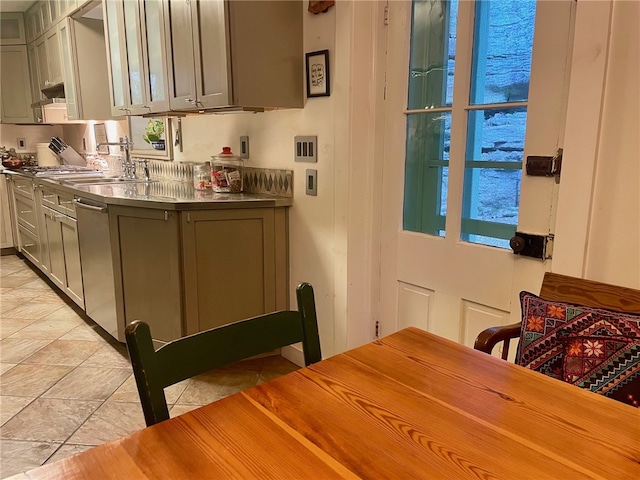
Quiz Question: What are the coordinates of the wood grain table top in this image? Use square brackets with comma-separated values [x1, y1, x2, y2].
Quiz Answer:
[23, 328, 640, 479]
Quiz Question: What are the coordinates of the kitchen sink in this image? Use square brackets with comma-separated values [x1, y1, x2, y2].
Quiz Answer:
[63, 177, 156, 185]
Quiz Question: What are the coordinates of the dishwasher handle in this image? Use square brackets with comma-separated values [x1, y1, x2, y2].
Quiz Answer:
[74, 199, 108, 213]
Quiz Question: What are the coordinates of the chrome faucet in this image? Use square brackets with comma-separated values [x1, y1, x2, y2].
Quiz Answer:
[97, 136, 135, 179]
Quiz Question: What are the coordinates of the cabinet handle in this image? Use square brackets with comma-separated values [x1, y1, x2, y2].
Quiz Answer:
[19, 210, 32, 214]
[143, 105, 151, 110]
[23, 243, 35, 248]
[164, 211, 169, 221]
[59, 200, 73, 205]
[43, 194, 55, 199]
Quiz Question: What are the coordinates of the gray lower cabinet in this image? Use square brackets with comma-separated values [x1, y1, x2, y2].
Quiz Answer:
[109, 205, 288, 343]
[7, 176, 43, 268]
[37, 184, 84, 308]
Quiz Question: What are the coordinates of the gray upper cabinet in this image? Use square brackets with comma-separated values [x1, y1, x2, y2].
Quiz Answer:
[103, 0, 303, 115]
[103, 0, 170, 116]
[165, 0, 303, 111]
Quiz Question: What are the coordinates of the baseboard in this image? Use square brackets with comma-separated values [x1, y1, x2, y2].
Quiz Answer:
[281, 343, 305, 367]
[1, 247, 18, 256]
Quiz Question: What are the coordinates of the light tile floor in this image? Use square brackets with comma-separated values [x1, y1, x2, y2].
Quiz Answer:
[0, 254, 299, 479]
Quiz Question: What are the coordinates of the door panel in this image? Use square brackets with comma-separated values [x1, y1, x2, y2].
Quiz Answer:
[380, 0, 575, 345]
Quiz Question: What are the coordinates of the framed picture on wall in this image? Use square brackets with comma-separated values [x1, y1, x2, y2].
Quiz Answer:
[128, 117, 173, 159]
[305, 50, 330, 98]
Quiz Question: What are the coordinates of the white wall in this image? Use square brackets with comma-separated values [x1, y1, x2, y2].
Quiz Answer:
[554, 0, 640, 289]
[0, 124, 63, 155]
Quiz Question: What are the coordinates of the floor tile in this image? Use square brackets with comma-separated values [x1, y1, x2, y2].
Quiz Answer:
[0, 301, 21, 316]
[0, 398, 101, 443]
[8, 316, 82, 340]
[1, 303, 64, 323]
[0, 339, 52, 363]
[81, 343, 132, 369]
[0, 319, 38, 340]
[0, 275, 38, 290]
[16, 278, 54, 290]
[22, 340, 103, 367]
[0, 364, 17, 375]
[0, 364, 72, 398]
[256, 356, 299, 384]
[176, 367, 260, 405]
[44, 444, 94, 465]
[58, 324, 110, 342]
[169, 404, 202, 418]
[110, 375, 188, 405]
[0, 440, 60, 479]
[41, 367, 131, 401]
[0, 397, 33, 427]
[0, 289, 48, 304]
[39, 304, 83, 322]
[67, 401, 146, 446]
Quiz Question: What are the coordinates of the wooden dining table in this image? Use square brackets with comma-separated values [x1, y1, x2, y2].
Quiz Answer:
[23, 327, 640, 479]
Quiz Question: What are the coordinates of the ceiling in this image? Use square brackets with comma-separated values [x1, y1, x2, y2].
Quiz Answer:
[0, 1, 36, 13]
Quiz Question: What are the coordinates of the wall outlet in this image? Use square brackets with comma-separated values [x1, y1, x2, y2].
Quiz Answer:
[294, 136, 317, 163]
[17, 138, 26, 150]
[239, 136, 249, 159]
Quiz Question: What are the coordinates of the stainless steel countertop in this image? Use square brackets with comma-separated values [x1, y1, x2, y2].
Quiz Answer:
[2, 170, 293, 210]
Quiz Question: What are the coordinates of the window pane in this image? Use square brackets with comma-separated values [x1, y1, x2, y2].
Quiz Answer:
[470, 0, 536, 104]
[462, 107, 525, 246]
[403, 112, 450, 235]
[408, 0, 458, 109]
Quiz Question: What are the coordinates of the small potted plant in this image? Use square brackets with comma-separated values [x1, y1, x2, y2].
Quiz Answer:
[142, 119, 165, 150]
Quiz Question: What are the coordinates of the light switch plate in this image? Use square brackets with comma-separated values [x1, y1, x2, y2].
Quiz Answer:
[306, 169, 317, 196]
[295, 136, 317, 163]
[17, 138, 26, 150]
[239, 136, 249, 159]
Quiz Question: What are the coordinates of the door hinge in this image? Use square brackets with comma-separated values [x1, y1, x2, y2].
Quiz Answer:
[375, 320, 380, 339]
[383, 5, 389, 26]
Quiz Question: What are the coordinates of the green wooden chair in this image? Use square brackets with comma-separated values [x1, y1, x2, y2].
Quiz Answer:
[125, 282, 322, 426]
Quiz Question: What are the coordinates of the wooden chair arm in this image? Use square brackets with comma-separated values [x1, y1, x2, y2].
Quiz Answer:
[474, 322, 522, 360]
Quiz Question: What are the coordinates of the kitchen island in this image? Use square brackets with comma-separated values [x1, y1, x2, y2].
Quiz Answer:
[3, 170, 291, 345]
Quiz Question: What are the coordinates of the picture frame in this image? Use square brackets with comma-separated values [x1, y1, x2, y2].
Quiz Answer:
[128, 116, 173, 160]
[93, 123, 108, 154]
[305, 49, 330, 98]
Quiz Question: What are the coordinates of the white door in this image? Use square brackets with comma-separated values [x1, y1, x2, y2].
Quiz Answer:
[379, 0, 575, 353]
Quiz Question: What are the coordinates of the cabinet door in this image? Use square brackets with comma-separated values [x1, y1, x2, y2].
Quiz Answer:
[165, 0, 197, 110]
[110, 206, 183, 342]
[122, 0, 148, 115]
[44, 25, 63, 87]
[139, 0, 170, 113]
[181, 208, 277, 335]
[0, 13, 26, 45]
[59, 213, 84, 307]
[42, 206, 66, 290]
[35, 35, 49, 90]
[0, 46, 34, 123]
[58, 19, 78, 120]
[103, 0, 129, 116]
[192, 0, 230, 108]
[28, 43, 43, 105]
[0, 175, 13, 249]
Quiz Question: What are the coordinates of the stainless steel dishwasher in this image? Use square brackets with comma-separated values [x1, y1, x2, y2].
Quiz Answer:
[74, 198, 118, 339]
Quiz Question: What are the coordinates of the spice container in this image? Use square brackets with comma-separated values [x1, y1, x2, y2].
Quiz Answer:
[193, 161, 212, 190]
[211, 147, 243, 193]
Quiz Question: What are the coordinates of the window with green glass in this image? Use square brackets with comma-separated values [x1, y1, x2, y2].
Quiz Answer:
[403, 0, 537, 248]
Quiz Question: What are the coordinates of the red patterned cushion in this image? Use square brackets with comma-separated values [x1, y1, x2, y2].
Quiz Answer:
[562, 335, 640, 408]
[515, 291, 640, 384]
